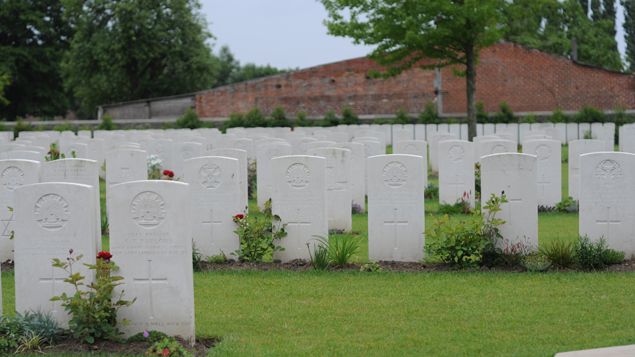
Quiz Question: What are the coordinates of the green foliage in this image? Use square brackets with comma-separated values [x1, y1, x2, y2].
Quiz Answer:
[323, 111, 340, 126]
[244, 108, 267, 127]
[539, 240, 576, 269]
[576, 106, 606, 123]
[519, 114, 536, 124]
[418, 103, 439, 124]
[175, 108, 202, 129]
[550, 109, 569, 123]
[424, 184, 439, 200]
[295, 111, 310, 127]
[45, 143, 66, 162]
[394, 109, 412, 124]
[207, 253, 228, 264]
[50, 251, 135, 344]
[359, 262, 383, 272]
[211, 45, 287, 86]
[328, 236, 359, 267]
[62, 0, 218, 117]
[427, 215, 490, 268]
[233, 202, 287, 263]
[127, 330, 168, 343]
[98, 114, 116, 130]
[192, 241, 203, 272]
[583, 130, 594, 139]
[52, 123, 77, 133]
[341, 107, 360, 125]
[146, 336, 191, 356]
[555, 196, 578, 213]
[0, 1, 71, 120]
[476, 102, 489, 123]
[248, 160, 257, 200]
[0, 311, 60, 354]
[493, 102, 515, 123]
[576, 236, 624, 271]
[270, 107, 291, 127]
[438, 194, 473, 215]
[521, 253, 551, 272]
[307, 237, 331, 271]
[224, 112, 245, 130]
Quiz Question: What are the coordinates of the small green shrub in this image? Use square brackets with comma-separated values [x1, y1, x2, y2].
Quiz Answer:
[438, 194, 472, 215]
[98, 114, 116, 130]
[539, 240, 576, 269]
[307, 237, 330, 270]
[175, 108, 202, 129]
[576, 106, 605, 123]
[192, 242, 203, 272]
[146, 336, 190, 356]
[329, 236, 359, 267]
[233, 203, 287, 262]
[45, 143, 65, 161]
[394, 108, 411, 124]
[51, 250, 135, 344]
[270, 106, 291, 127]
[555, 197, 578, 213]
[424, 184, 439, 200]
[323, 111, 340, 126]
[521, 254, 551, 272]
[427, 215, 489, 268]
[341, 107, 360, 125]
[359, 262, 383, 272]
[244, 108, 267, 127]
[583, 130, 594, 139]
[418, 102, 439, 124]
[550, 109, 569, 123]
[224, 112, 245, 130]
[53, 123, 77, 133]
[295, 111, 309, 127]
[576, 236, 624, 270]
[476, 102, 489, 123]
[493, 102, 515, 123]
[519, 114, 536, 124]
[207, 253, 228, 264]
[0, 311, 60, 354]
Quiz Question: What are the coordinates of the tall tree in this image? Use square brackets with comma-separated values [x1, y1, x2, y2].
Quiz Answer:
[0, 1, 72, 120]
[62, 0, 217, 117]
[624, 0, 635, 71]
[321, 0, 504, 140]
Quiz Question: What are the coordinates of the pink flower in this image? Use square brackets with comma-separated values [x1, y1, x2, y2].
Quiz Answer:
[162, 347, 170, 356]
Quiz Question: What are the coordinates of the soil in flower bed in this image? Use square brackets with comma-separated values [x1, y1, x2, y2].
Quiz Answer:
[30, 336, 218, 356]
[196, 259, 635, 273]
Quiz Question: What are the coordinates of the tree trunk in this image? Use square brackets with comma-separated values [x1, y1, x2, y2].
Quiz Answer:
[465, 45, 477, 141]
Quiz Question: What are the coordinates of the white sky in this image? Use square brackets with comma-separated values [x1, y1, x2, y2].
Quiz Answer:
[201, 0, 628, 70]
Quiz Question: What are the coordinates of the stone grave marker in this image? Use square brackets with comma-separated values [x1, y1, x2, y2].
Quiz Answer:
[522, 139, 561, 207]
[438, 140, 475, 207]
[393, 140, 429, 188]
[210, 148, 248, 212]
[569, 139, 610, 200]
[256, 142, 293, 210]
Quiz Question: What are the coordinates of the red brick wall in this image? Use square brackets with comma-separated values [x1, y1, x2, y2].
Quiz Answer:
[195, 42, 635, 118]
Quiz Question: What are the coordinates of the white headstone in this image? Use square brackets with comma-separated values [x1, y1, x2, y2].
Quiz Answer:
[0, 160, 40, 262]
[579, 152, 635, 257]
[476, 139, 516, 162]
[210, 148, 249, 212]
[438, 140, 475, 207]
[429, 133, 457, 172]
[41, 159, 102, 249]
[271, 155, 327, 262]
[481, 153, 538, 250]
[337, 142, 366, 212]
[14, 182, 97, 326]
[109, 180, 194, 341]
[306, 147, 352, 232]
[367, 154, 425, 262]
[184, 156, 242, 258]
[394, 140, 428, 188]
[568, 139, 610, 200]
[522, 139, 562, 207]
[256, 142, 293, 210]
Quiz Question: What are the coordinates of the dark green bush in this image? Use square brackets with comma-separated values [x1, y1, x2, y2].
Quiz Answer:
[244, 108, 267, 127]
[175, 108, 202, 129]
[539, 240, 576, 269]
[224, 112, 245, 130]
[323, 111, 340, 126]
[294, 111, 309, 127]
[270, 106, 291, 127]
[419, 102, 439, 124]
[555, 197, 578, 213]
[576, 236, 624, 270]
[575, 106, 605, 123]
[341, 107, 360, 125]
[98, 114, 116, 130]
[53, 122, 77, 133]
[550, 109, 569, 123]
[394, 108, 412, 124]
[476, 102, 489, 123]
[438, 199, 472, 215]
[493, 102, 515, 123]
[424, 183, 438, 200]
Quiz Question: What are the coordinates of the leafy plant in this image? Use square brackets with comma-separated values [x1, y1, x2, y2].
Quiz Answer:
[15, 331, 45, 354]
[576, 236, 624, 271]
[175, 108, 202, 129]
[45, 143, 66, 161]
[555, 197, 578, 213]
[323, 111, 340, 126]
[244, 108, 267, 127]
[207, 253, 228, 264]
[294, 111, 309, 127]
[98, 114, 116, 130]
[146, 336, 191, 356]
[576, 106, 605, 123]
[351, 203, 363, 214]
[394, 108, 411, 124]
[0, 311, 60, 354]
[539, 240, 576, 269]
[232, 202, 287, 262]
[51, 250, 135, 344]
[494, 239, 532, 267]
[192, 241, 203, 272]
[359, 262, 383, 272]
[521, 253, 551, 272]
[583, 130, 593, 139]
[341, 106, 360, 124]
[248, 160, 257, 199]
[438, 193, 472, 215]
[270, 106, 291, 127]
[550, 109, 569, 123]
[424, 183, 438, 200]
[147, 154, 162, 179]
[418, 102, 439, 124]
[307, 237, 330, 271]
[493, 102, 514, 123]
[329, 236, 359, 267]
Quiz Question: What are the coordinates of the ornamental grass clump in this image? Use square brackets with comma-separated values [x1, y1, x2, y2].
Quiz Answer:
[51, 249, 135, 344]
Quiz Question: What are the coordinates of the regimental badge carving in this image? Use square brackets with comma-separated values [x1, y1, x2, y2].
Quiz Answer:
[448, 145, 465, 163]
[383, 161, 408, 188]
[286, 163, 310, 189]
[1, 166, 25, 191]
[199, 163, 222, 189]
[34, 194, 70, 231]
[595, 159, 622, 180]
[535, 144, 552, 161]
[130, 191, 166, 228]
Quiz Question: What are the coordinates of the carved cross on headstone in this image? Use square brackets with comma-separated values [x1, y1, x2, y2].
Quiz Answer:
[201, 208, 223, 240]
[1, 208, 12, 238]
[39, 266, 66, 313]
[537, 174, 551, 198]
[133, 260, 168, 320]
[505, 191, 524, 224]
[383, 207, 408, 259]
[596, 206, 620, 240]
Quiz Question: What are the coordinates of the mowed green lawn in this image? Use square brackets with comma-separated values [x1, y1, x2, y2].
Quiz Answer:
[4, 146, 634, 356]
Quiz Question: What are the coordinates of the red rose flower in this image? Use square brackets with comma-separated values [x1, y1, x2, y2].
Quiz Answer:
[97, 251, 112, 261]
[162, 169, 174, 178]
[234, 213, 245, 221]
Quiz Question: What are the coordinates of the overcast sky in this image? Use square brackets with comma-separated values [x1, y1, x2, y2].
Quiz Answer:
[201, 0, 628, 70]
